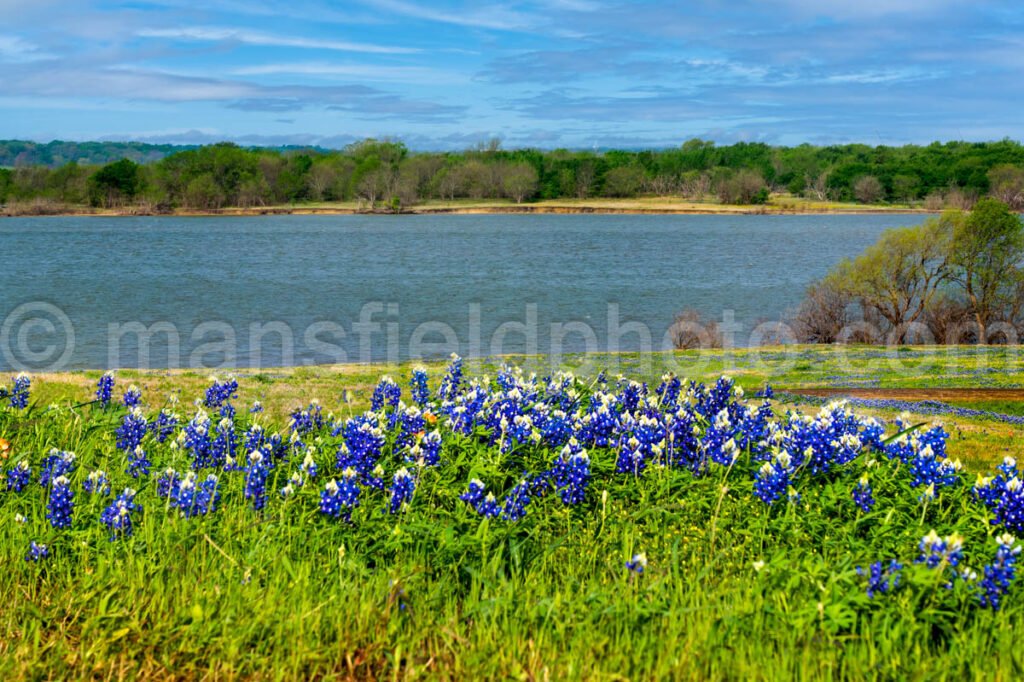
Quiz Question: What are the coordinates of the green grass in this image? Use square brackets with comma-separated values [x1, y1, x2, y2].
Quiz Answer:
[3, 346, 1024, 679]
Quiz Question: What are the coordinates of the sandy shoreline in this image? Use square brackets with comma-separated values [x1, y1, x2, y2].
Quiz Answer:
[1, 203, 935, 218]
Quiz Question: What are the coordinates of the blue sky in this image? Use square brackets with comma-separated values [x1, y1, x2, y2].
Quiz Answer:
[2, 0, 1023, 149]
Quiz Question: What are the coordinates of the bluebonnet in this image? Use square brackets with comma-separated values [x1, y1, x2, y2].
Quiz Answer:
[852, 475, 874, 512]
[150, 409, 178, 443]
[96, 371, 115, 407]
[978, 533, 1021, 610]
[336, 414, 385, 477]
[289, 401, 324, 436]
[244, 451, 270, 511]
[156, 468, 181, 498]
[181, 411, 213, 468]
[7, 373, 30, 409]
[371, 376, 401, 412]
[203, 375, 238, 409]
[122, 385, 142, 408]
[437, 353, 463, 401]
[407, 430, 442, 467]
[992, 477, 1024, 534]
[172, 473, 221, 518]
[501, 480, 532, 522]
[554, 450, 590, 506]
[25, 541, 48, 562]
[460, 479, 486, 508]
[626, 553, 648, 574]
[461, 479, 499, 518]
[115, 407, 147, 452]
[754, 452, 793, 505]
[6, 460, 31, 492]
[917, 530, 964, 569]
[39, 449, 75, 487]
[410, 367, 430, 406]
[250, 400, 264, 414]
[389, 468, 415, 513]
[320, 469, 360, 522]
[84, 469, 111, 496]
[47, 475, 74, 529]
[100, 488, 141, 540]
[857, 560, 903, 598]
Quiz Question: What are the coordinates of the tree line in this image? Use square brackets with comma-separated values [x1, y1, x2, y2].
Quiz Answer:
[793, 198, 1024, 345]
[2, 138, 1024, 212]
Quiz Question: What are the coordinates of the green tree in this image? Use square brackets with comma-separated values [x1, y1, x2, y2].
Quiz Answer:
[832, 218, 952, 342]
[88, 158, 142, 207]
[602, 166, 645, 197]
[502, 162, 539, 203]
[948, 198, 1024, 342]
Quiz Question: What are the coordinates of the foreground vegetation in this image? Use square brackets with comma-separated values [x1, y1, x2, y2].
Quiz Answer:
[2, 138, 1023, 214]
[3, 347, 1024, 679]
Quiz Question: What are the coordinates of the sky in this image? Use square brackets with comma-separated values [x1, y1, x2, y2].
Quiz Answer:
[1, 0, 1023, 150]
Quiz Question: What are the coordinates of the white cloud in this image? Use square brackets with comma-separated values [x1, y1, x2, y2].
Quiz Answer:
[137, 26, 420, 54]
[231, 62, 467, 83]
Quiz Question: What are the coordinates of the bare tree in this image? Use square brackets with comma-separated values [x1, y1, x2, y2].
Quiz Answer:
[792, 276, 852, 343]
[853, 175, 885, 204]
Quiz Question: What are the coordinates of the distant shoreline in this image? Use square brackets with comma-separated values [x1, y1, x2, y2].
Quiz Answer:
[1, 200, 937, 218]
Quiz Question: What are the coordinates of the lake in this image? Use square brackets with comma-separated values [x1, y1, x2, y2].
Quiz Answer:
[0, 213, 929, 370]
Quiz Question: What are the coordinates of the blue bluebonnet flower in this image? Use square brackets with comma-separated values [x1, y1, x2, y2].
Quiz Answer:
[626, 553, 648, 574]
[852, 475, 874, 512]
[460, 479, 486, 508]
[410, 367, 430, 406]
[335, 414, 385, 477]
[25, 541, 48, 562]
[181, 410, 213, 469]
[6, 460, 31, 492]
[501, 480, 532, 522]
[150, 409, 179, 443]
[655, 373, 683, 410]
[993, 477, 1024, 534]
[371, 376, 401, 412]
[615, 414, 667, 475]
[243, 451, 270, 511]
[559, 451, 590, 505]
[437, 353, 463, 401]
[978, 533, 1021, 610]
[100, 488, 141, 540]
[122, 385, 142, 408]
[95, 371, 115, 407]
[389, 468, 415, 513]
[406, 430, 442, 467]
[289, 401, 324, 436]
[203, 375, 238, 409]
[39, 449, 75, 487]
[7, 373, 31, 409]
[756, 384, 775, 399]
[754, 452, 793, 505]
[84, 469, 111, 496]
[116, 407, 148, 451]
[857, 560, 903, 598]
[250, 400, 264, 414]
[47, 475, 74, 529]
[320, 469, 360, 522]
[172, 473, 221, 518]
[917, 530, 964, 569]
[156, 468, 181, 498]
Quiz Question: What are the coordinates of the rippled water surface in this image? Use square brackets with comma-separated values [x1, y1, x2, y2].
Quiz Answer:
[0, 213, 929, 369]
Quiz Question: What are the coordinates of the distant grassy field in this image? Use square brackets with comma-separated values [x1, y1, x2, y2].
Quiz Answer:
[3, 345, 1024, 679]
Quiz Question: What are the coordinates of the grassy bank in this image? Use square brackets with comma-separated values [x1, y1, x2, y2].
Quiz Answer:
[1, 195, 934, 218]
[3, 346, 1024, 679]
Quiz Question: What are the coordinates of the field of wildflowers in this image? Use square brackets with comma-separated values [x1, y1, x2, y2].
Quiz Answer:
[3, 353, 1024, 679]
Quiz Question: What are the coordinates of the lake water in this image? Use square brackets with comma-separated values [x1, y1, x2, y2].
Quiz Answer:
[0, 213, 929, 370]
